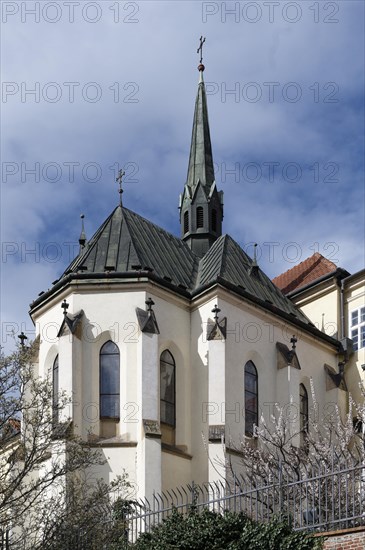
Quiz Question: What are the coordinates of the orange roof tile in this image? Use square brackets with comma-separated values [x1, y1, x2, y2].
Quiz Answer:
[272, 253, 338, 294]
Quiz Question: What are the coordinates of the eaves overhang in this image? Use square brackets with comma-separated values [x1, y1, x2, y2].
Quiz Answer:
[339, 267, 365, 286]
[285, 268, 350, 299]
[29, 266, 340, 352]
[29, 270, 192, 319]
[191, 276, 341, 350]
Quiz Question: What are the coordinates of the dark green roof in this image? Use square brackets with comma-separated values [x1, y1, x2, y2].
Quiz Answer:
[65, 206, 198, 289]
[196, 235, 307, 321]
[34, 206, 314, 329]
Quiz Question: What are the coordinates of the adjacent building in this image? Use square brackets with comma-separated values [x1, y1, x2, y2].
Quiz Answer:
[273, 254, 365, 405]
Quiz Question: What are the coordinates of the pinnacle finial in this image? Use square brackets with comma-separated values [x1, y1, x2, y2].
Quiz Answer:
[116, 168, 126, 206]
[253, 243, 258, 266]
[79, 214, 86, 249]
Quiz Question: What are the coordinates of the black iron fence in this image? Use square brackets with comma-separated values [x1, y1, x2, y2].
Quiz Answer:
[2, 461, 364, 548]
[127, 461, 365, 542]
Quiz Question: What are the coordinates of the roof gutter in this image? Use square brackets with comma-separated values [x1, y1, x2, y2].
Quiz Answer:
[29, 271, 191, 316]
[285, 268, 350, 299]
[29, 270, 340, 350]
[338, 268, 365, 340]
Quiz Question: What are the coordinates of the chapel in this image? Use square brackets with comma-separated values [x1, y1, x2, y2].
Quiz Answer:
[28, 50, 354, 501]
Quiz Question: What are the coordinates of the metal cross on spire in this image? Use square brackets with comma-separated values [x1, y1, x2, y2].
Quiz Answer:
[197, 36, 206, 64]
[116, 168, 126, 206]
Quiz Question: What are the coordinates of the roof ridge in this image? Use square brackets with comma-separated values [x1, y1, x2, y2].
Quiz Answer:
[61, 206, 118, 275]
[121, 207, 142, 267]
[272, 252, 321, 282]
[283, 254, 324, 290]
[224, 234, 253, 268]
[272, 252, 338, 293]
[124, 207, 197, 257]
[219, 235, 229, 278]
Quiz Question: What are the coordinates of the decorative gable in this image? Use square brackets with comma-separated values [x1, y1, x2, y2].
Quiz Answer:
[276, 342, 301, 370]
[57, 310, 84, 338]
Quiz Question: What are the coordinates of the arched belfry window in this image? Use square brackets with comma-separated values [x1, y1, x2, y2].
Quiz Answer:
[100, 341, 120, 419]
[52, 355, 59, 425]
[212, 209, 217, 232]
[300, 384, 308, 434]
[245, 361, 258, 436]
[184, 211, 189, 234]
[196, 206, 204, 229]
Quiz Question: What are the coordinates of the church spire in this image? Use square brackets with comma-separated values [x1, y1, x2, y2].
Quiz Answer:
[186, 40, 215, 192]
[179, 39, 224, 258]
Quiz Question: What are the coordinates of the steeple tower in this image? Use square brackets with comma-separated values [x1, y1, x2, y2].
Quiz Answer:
[179, 39, 224, 258]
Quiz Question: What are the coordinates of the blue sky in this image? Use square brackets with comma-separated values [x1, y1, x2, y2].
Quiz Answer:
[1, 0, 364, 351]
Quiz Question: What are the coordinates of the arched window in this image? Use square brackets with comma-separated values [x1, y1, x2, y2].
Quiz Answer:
[100, 341, 120, 419]
[160, 350, 175, 426]
[184, 211, 189, 234]
[212, 209, 217, 232]
[245, 361, 258, 436]
[52, 355, 59, 425]
[196, 206, 204, 228]
[300, 384, 308, 434]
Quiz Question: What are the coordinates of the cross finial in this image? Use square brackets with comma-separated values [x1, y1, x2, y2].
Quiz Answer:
[145, 297, 155, 313]
[290, 335, 297, 350]
[197, 36, 206, 65]
[62, 299, 69, 316]
[212, 304, 221, 324]
[116, 168, 126, 206]
[18, 331, 28, 348]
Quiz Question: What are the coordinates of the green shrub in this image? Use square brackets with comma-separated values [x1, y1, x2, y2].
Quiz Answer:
[131, 508, 324, 550]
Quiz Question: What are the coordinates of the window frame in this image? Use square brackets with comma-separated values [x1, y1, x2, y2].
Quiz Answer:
[52, 355, 59, 426]
[196, 206, 204, 229]
[99, 341, 120, 420]
[183, 211, 189, 234]
[349, 306, 365, 351]
[160, 350, 176, 428]
[244, 361, 258, 437]
[299, 383, 309, 434]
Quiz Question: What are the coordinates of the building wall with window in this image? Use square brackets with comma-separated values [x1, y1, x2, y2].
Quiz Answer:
[29, 276, 347, 501]
[290, 269, 365, 405]
[343, 270, 365, 404]
[31, 283, 196, 499]
[201, 290, 345, 485]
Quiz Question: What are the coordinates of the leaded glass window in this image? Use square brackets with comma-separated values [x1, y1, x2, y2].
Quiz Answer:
[300, 383, 308, 433]
[245, 361, 258, 436]
[100, 341, 120, 419]
[52, 355, 59, 425]
[160, 350, 175, 427]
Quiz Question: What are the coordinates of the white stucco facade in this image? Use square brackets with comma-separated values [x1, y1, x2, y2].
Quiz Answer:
[29, 272, 347, 500]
